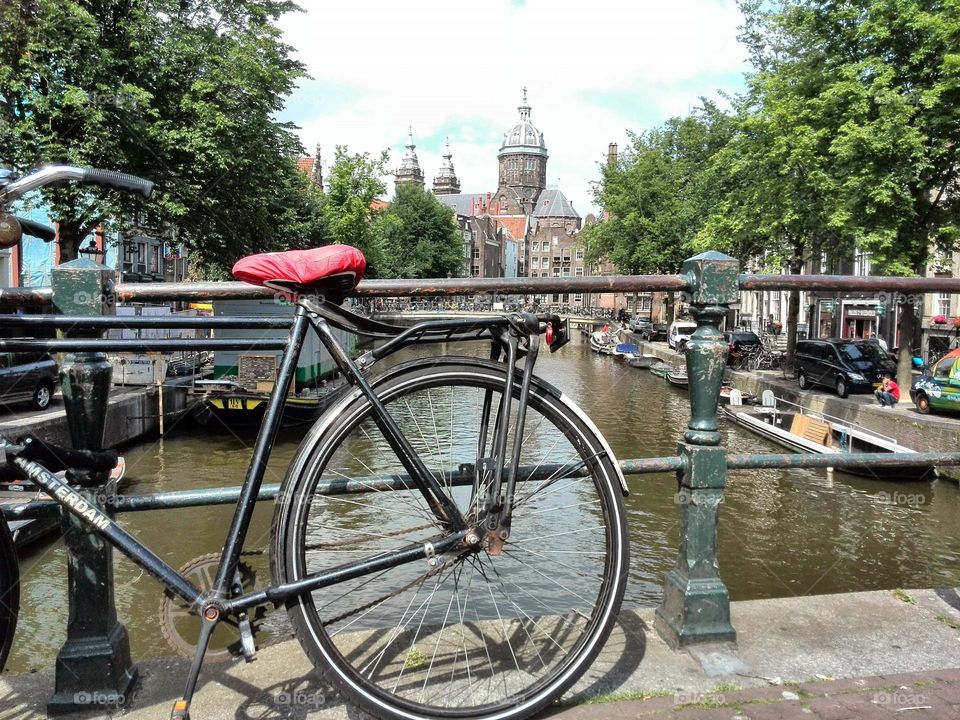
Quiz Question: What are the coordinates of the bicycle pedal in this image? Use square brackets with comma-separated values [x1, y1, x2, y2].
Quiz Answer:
[170, 699, 190, 720]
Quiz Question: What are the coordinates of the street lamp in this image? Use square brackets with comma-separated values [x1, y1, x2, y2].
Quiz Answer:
[78, 238, 105, 264]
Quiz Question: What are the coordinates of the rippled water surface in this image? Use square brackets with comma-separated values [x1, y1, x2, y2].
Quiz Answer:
[7, 334, 960, 672]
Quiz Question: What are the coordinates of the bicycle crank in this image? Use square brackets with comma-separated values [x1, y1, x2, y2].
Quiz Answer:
[159, 553, 266, 663]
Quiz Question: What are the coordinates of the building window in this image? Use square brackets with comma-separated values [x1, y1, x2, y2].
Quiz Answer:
[472, 248, 480, 259]
[552, 268, 560, 277]
[575, 248, 584, 260]
[574, 294, 583, 303]
[854, 248, 872, 276]
[575, 268, 584, 277]
[938, 292, 950, 317]
[531, 241, 539, 252]
[472, 264, 480, 276]
[562, 268, 570, 277]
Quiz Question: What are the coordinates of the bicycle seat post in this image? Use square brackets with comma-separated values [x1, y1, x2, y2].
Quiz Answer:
[46, 259, 137, 714]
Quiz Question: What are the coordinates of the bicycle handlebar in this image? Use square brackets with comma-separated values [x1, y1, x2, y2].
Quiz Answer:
[0, 164, 154, 207]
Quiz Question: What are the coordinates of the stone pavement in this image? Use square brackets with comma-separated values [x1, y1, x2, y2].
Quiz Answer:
[548, 667, 960, 719]
[1, 587, 958, 719]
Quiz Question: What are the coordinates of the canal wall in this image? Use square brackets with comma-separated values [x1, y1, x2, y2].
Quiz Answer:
[625, 333, 960, 479]
[0, 382, 189, 448]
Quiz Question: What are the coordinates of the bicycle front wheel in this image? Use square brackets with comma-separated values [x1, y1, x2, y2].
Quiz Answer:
[272, 358, 628, 720]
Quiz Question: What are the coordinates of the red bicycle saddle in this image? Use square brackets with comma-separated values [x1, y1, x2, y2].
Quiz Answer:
[232, 246, 366, 298]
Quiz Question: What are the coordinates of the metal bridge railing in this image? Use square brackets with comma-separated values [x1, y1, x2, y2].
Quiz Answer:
[4, 250, 960, 709]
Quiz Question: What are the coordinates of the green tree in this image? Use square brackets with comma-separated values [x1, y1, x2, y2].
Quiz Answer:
[725, 0, 960, 384]
[322, 146, 388, 269]
[583, 103, 733, 320]
[0, 0, 320, 274]
[377, 183, 463, 279]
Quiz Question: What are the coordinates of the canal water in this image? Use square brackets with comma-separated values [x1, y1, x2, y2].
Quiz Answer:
[7, 334, 960, 672]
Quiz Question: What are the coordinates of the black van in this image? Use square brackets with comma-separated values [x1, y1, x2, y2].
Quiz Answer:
[794, 339, 896, 398]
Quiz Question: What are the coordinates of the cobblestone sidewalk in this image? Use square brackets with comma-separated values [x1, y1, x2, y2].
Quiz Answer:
[549, 668, 960, 720]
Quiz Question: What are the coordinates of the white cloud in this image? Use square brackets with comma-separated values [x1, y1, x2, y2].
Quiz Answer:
[278, 0, 749, 214]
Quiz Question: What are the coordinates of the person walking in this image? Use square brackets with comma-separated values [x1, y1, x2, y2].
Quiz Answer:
[875, 374, 900, 408]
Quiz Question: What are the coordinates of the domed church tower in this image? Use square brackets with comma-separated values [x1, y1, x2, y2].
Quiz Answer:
[432, 137, 461, 195]
[495, 88, 548, 215]
[395, 127, 425, 188]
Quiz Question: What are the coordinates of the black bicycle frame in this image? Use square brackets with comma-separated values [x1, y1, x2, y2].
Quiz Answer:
[3, 299, 528, 614]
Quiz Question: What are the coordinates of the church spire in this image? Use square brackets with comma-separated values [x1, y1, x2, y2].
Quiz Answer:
[432, 136, 461, 195]
[395, 126, 425, 189]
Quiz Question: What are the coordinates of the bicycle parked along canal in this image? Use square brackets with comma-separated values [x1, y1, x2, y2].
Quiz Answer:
[0, 165, 629, 720]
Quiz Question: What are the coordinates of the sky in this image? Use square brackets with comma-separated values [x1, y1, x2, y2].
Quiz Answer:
[277, 0, 750, 216]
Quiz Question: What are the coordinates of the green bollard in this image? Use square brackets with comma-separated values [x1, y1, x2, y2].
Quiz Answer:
[47, 258, 137, 714]
[654, 251, 738, 648]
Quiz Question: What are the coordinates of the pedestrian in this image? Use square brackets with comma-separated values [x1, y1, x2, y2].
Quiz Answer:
[874, 374, 900, 408]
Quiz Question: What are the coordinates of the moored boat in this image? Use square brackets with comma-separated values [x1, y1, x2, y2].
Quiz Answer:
[589, 330, 619, 354]
[666, 368, 689, 388]
[649, 361, 673, 378]
[628, 354, 658, 369]
[722, 394, 935, 481]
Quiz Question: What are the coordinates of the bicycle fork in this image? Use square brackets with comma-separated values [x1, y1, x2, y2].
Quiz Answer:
[477, 321, 541, 553]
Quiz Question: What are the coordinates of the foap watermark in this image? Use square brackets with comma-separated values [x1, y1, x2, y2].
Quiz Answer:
[673, 689, 725, 706]
[875, 490, 927, 508]
[85, 90, 139, 111]
[872, 689, 927, 707]
[273, 690, 327, 709]
[73, 690, 126, 707]
[674, 489, 723, 506]
[72, 288, 120, 307]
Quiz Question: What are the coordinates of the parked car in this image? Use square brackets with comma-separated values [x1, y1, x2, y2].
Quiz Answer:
[629, 315, 652, 334]
[668, 320, 697, 350]
[794, 339, 896, 398]
[910, 347, 960, 414]
[0, 353, 58, 410]
[639, 322, 668, 342]
[723, 330, 762, 364]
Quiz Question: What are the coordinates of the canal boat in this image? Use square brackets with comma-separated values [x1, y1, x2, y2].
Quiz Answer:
[666, 368, 689, 388]
[649, 361, 673, 378]
[190, 380, 345, 429]
[722, 394, 935, 481]
[719, 385, 759, 405]
[613, 342, 639, 360]
[628, 354, 658, 369]
[589, 330, 618, 354]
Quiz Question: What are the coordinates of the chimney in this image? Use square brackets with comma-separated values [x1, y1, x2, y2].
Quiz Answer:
[607, 143, 618, 169]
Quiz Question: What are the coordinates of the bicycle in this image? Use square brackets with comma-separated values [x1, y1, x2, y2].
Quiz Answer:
[0, 165, 630, 720]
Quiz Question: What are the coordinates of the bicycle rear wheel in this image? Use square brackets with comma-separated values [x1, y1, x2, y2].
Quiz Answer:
[272, 357, 628, 720]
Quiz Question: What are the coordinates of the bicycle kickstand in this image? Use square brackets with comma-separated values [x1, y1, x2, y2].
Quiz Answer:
[170, 616, 218, 720]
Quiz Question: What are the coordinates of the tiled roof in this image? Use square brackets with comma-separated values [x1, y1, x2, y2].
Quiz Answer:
[437, 193, 490, 217]
[496, 216, 528, 240]
[297, 157, 317, 175]
[533, 188, 579, 219]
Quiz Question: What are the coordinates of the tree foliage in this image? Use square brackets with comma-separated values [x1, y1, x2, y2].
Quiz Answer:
[377, 183, 464, 279]
[322, 146, 388, 270]
[582, 103, 733, 275]
[0, 0, 322, 274]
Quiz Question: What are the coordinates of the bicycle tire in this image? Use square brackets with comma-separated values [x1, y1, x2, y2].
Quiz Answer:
[271, 357, 628, 720]
[0, 517, 19, 671]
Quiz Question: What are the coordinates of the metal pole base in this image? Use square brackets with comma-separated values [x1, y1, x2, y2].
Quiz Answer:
[654, 570, 736, 649]
[46, 624, 137, 714]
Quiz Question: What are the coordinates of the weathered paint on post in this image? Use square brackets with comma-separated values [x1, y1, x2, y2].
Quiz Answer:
[47, 259, 137, 713]
[655, 251, 738, 648]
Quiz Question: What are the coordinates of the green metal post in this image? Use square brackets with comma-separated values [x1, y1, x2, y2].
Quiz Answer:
[655, 251, 738, 648]
[47, 259, 137, 714]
